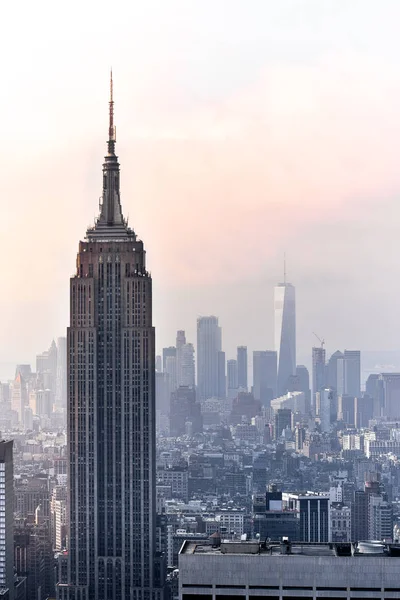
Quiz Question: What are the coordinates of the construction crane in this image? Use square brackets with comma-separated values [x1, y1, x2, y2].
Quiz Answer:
[313, 332, 325, 349]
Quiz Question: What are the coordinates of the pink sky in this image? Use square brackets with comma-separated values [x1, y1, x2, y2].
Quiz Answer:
[1, 1, 400, 376]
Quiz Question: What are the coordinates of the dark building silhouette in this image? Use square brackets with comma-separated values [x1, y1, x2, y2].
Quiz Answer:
[252, 350, 277, 407]
[237, 346, 248, 391]
[351, 491, 369, 542]
[169, 386, 202, 436]
[230, 392, 261, 426]
[274, 408, 292, 439]
[59, 76, 163, 599]
[14, 518, 51, 600]
[338, 395, 356, 427]
[355, 394, 374, 428]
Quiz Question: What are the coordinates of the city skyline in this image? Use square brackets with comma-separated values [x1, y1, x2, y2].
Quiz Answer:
[3, 2, 400, 371]
[5, 4, 400, 599]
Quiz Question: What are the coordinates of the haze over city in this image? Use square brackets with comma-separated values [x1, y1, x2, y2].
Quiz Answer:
[5, 3, 400, 600]
[2, 0, 400, 374]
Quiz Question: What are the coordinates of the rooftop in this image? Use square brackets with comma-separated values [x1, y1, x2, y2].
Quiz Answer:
[180, 540, 400, 558]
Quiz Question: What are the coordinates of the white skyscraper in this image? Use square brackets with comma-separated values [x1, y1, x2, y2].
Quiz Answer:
[274, 278, 296, 397]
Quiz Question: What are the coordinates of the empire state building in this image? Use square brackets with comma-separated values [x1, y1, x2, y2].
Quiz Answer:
[60, 77, 163, 600]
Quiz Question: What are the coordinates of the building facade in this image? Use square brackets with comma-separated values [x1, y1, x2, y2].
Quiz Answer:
[252, 350, 277, 407]
[197, 317, 222, 401]
[179, 539, 400, 600]
[59, 77, 163, 600]
[0, 440, 13, 600]
[274, 282, 296, 397]
[237, 346, 248, 391]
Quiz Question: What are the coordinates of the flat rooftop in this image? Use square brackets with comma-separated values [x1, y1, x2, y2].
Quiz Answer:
[181, 540, 400, 558]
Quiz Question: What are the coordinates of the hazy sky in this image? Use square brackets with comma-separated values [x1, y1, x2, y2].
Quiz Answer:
[2, 0, 400, 378]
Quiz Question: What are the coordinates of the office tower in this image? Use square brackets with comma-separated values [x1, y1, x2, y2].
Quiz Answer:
[164, 354, 177, 399]
[274, 278, 296, 396]
[283, 493, 330, 543]
[351, 491, 369, 542]
[355, 394, 374, 428]
[155, 372, 170, 417]
[253, 488, 300, 541]
[252, 350, 277, 407]
[162, 347, 176, 372]
[55, 337, 67, 410]
[237, 346, 248, 391]
[316, 388, 332, 433]
[175, 330, 186, 385]
[326, 350, 343, 390]
[155, 355, 162, 373]
[274, 408, 292, 439]
[365, 374, 383, 417]
[197, 316, 221, 401]
[217, 351, 226, 399]
[288, 365, 311, 412]
[177, 338, 195, 388]
[14, 520, 47, 600]
[344, 350, 361, 397]
[62, 77, 162, 600]
[169, 387, 202, 437]
[14, 476, 53, 597]
[338, 350, 361, 398]
[36, 389, 53, 418]
[0, 441, 13, 600]
[51, 485, 67, 550]
[36, 340, 58, 396]
[312, 346, 326, 413]
[338, 395, 356, 427]
[11, 369, 29, 426]
[227, 359, 238, 399]
[379, 373, 400, 418]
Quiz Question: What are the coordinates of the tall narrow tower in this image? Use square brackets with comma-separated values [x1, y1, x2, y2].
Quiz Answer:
[64, 76, 163, 600]
[274, 264, 296, 397]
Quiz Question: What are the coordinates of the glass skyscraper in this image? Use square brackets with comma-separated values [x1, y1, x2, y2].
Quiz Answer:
[274, 281, 296, 397]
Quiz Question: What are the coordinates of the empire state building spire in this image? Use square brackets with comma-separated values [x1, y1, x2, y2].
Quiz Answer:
[87, 73, 135, 240]
[108, 69, 116, 155]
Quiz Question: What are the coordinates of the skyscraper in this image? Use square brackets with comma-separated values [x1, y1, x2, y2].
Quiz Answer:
[62, 76, 162, 600]
[237, 346, 248, 391]
[176, 331, 195, 388]
[217, 350, 226, 399]
[343, 350, 361, 397]
[0, 440, 13, 600]
[175, 330, 186, 386]
[326, 350, 344, 390]
[197, 316, 221, 401]
[274, 277, 296, 397]
[312, 346, 326, 413]
[227, 359, 238, 399]
[55, 337, 67, 411]
[252, 350, 277, 406]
